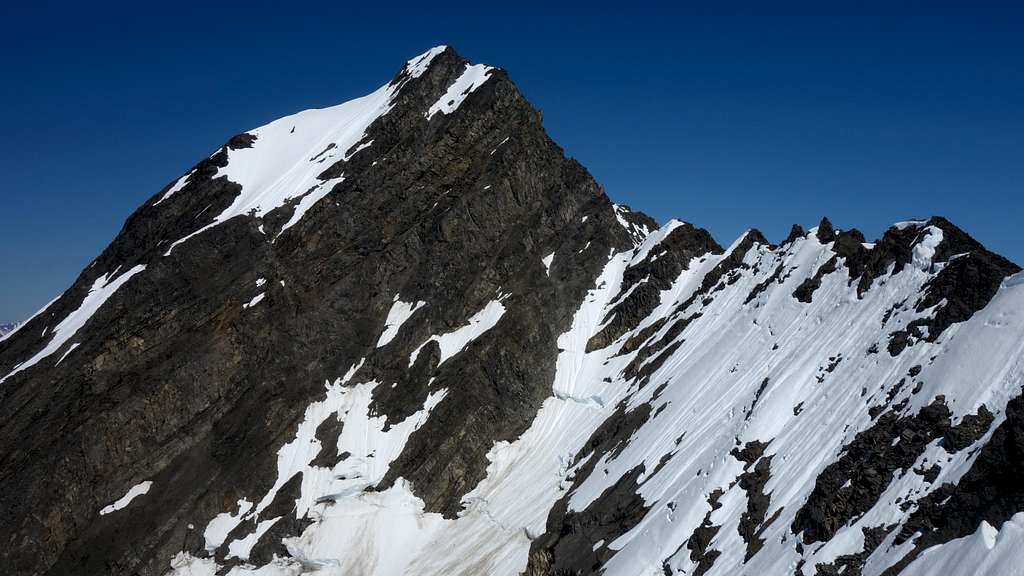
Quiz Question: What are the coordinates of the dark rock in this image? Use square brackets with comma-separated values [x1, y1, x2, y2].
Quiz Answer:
[782, 224, 806, 247]
[586, 223, 721, 352]
[526, 399, 654, 574]
[941, 404, 994, 453]
[792, 399, 953, 543]
[882, 390, 1024, 575]
[816, 218, 835, 243]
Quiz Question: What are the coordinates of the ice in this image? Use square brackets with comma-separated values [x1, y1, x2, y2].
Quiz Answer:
[99, 480, 152, 515]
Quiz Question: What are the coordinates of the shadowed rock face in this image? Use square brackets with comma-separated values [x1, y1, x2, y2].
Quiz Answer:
[1, 47, 1022, 576]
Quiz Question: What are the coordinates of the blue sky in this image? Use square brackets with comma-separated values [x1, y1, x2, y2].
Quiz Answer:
[1, 2, 1021, 321]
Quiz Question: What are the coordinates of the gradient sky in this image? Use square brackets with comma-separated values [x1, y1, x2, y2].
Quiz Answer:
[1, 2, 1022, 321]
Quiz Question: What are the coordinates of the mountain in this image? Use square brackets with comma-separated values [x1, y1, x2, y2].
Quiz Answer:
[1, 46, 1022, 576]
[0, 323, 17, 337]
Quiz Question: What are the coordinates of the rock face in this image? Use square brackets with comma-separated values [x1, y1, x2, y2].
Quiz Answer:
[0, 47, 1022, 576]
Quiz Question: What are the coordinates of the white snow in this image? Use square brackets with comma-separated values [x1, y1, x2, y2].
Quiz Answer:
[612, 203, 652, 244]
[141, 54, 1023, 574]
[376, 296, 426, 347]
[911, 225, 944, 269]
[54, 343, 80, 366]
[179, 359, 449, 576]
[426, 63, 495, 119]
[542, 252, 555, 276]
[165, 212, 1024, 576]
[404, 45, 447, 78]
[896, 514, 1024, 576]
[154, 169, 195, 205]
[203, 499, 254, 552]
[1, 265, 146, 384]
[631, 219, 685, 263]
[99, 480, 152, 515]
[894, 220, 928, 230]
[164, 47, 452, 255]
[226, 516, 280, 560]
[242, 292, 266, 309]
[490, 136, 510, 155]
[408, 299, 507, 367]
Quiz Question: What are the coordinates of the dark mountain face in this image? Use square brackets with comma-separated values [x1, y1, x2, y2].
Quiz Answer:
[0, 47, 1021, 576]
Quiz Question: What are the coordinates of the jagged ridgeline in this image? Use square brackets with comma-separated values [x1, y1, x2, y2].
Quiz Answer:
[0, 47, 1022, 576]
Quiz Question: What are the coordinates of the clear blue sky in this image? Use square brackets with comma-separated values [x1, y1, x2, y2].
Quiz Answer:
[1, 1, 1021, 321]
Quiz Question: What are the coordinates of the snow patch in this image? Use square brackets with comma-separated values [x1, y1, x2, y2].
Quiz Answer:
[154, 170, 195, 205]
[426, 63, 494, 119]
[164, 46, 454, 254]
[409, 299, 506, 367]
[542, 253, 555, 276]
[203, 499, 254, 552]
[404, 45, 447, 79]
[54, 343, 80, 366]
[187, 356, 449, 575]
[243, 292, 266, 309]
[99, 481, 152, 515]
[912, 226, 944, 269]
[377, 297, 426, 347]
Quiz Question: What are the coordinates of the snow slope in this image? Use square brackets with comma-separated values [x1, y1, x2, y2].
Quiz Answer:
[169, 217, 1024, 576]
